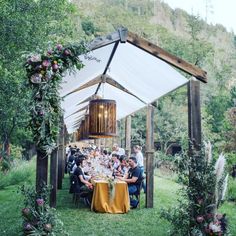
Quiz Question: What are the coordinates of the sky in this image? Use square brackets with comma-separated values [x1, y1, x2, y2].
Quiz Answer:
[162, 0, 236, 33]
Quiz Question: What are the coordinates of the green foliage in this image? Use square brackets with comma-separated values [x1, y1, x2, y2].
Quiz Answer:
[227, 177, 236, 202]
[1, 166, 236, 236]
[0, 159, 35, 190]
[25, 43, 86, 154]
[161, 147, 229, 235]
[10, 145, 24, 159]
[20, 184, 67, 236]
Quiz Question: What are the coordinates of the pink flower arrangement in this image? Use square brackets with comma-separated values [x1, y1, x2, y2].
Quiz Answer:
[42, 60, 51, 68]
[30, 73, 42, 84]
[196, 216, 204, 223]
[36, 198, 44, 206]
[52, 64, 59, 71]
[64, 49, 71, 56]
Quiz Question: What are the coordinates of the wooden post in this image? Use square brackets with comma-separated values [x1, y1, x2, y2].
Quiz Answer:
[114, 120, 121, 147]
[36, 150, 48, 192]
[57, 120, 64, 189]
[188, 79, 202, 152]
[50, 147, 58, 207]
[62, 125, 68, 179]
[125, 115, 131, 156]
[145, 104, 154, 208]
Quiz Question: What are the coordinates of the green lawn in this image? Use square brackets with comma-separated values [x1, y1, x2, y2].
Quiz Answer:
[0, 162, 235, 236]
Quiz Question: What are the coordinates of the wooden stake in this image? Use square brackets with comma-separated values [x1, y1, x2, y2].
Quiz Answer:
[57, 120, 64, 189]
[145, 104, 154, 208]
[36, 150, 48, 192]
[188, 79, 202, 152]
[125, 115, 131, 157]
[50, 147, 58, 207]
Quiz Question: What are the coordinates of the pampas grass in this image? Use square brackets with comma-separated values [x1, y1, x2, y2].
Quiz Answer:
[215, 153, 226, 182]
[221, 174, 229, 201]
[204, 141, 212, 164]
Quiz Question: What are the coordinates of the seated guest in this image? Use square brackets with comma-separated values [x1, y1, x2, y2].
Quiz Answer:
[115, 155, 129, 177]
[117, 156, 142, 208]
[74, 157, 93, 206]
[108, 153, 120, 171]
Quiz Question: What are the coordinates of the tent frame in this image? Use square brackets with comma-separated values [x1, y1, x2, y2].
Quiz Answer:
[47, 27, 206, 208]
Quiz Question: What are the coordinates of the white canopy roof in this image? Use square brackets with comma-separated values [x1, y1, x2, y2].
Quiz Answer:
[60, 31, 199, 133]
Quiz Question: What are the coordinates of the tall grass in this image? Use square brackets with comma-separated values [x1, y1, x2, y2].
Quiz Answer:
[0, 158, 36, 190]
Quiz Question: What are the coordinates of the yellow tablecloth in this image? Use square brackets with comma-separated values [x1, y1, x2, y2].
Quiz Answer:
[91, 180, 130, 213]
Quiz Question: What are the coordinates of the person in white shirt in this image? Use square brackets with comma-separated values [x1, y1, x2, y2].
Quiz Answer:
[112, 143, 125, 156]
[133, 145, 144, 168]
[133, 145, 146, 193]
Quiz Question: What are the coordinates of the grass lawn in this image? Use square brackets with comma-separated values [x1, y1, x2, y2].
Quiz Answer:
[0, 161, 235, 236]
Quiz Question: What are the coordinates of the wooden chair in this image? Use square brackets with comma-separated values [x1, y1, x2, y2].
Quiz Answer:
[69, 174, 81, 206]
[130, 176, 145, 209]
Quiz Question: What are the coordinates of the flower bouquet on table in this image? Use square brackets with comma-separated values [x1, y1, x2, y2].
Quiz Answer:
[105, 176, 116, 203]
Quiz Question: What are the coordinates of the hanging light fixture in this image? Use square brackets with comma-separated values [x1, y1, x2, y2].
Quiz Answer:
[89, 99, 116, 138]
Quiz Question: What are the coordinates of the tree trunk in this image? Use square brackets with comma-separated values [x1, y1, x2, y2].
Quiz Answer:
[3, 135, 10, 156]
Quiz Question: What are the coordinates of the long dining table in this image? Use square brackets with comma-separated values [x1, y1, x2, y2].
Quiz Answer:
[91, 179, 130, 213]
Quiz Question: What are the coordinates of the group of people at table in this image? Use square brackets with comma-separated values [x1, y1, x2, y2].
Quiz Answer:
[66, 143, 145, 212]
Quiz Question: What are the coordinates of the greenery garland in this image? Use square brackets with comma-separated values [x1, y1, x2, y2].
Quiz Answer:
[25, 43, 87, 154]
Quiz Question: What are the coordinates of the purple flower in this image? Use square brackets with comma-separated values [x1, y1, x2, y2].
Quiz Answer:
[47, 49, 53, 55]
[196, 216, 204, 223]
[38, 110, 45, 116]
[52, 64, 59, 71]
[56, 44, 63, 51]
[30, 54, 41, 62]
[36, 198, 44, 206]
[22, 208, 30, 216]
[42, 60, 50, 68]
[24, 223, 33, 231]
[64, 49, 71, 56]
[30, 73, 42, 84]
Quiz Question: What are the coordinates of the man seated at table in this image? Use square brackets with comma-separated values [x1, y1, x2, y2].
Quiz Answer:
[117, 156, 142, 208]
[74, 156, 93, 206]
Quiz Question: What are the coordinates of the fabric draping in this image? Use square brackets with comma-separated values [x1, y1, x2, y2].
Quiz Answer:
[91, 180, 130, 213]
[60, 41, 188, 133]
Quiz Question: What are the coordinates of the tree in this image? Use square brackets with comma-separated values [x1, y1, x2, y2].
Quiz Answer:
[0, 0, 82, 156]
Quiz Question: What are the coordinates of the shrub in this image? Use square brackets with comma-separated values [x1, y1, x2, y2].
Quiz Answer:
[0, 159, 35, 190]
[11, 145, 24, 159]
[20, 184, 68, 236]
[161, 144, 229, 235]
[227, 177, 236, 202]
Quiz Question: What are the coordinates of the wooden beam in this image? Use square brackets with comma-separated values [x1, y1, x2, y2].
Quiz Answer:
[66, 106, 88, 119]
[127, 32, 207, 83]
[106, 76, 147, 104]
[63, 76, 102, 98]
[188, 79, 202, 152]
[145, 104, 154, 208]
[88, 27, 128, 51]
[50, 147, 58, 208]
[125, 115, 131, 157]
[57, 120, 64, 190]
[77, 94, 101, 105]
